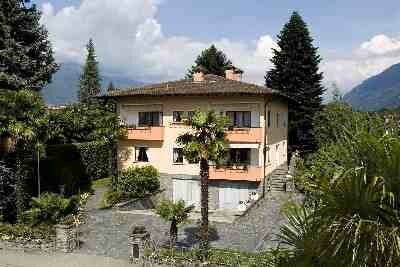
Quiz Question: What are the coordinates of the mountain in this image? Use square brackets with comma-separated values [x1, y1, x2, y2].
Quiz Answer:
[344, 63, 400, 111]
[41, 62, 143, 105]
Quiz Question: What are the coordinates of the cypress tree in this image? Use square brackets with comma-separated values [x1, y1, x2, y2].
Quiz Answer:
[186, 44, 232, 78]
[107, 81, 115, 92]
[265, 11, 324, 154]
[79, 39, 101, 104]
[0, 0, 58, 91]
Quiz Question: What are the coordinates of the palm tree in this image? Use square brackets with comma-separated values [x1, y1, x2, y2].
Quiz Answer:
[176, 111, 228, 259]
[156, 199, 194, 247]
[0, 89, 47, 221]
[280, 124, 400, 266]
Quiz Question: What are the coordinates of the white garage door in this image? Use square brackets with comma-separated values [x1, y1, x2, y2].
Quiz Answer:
[173, 179, 200, 208]
[218, 182, 249, 210]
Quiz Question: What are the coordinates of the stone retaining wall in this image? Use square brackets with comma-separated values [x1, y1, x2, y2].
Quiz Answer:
[0, 239, 56, 253]
[0, 224, 78, 254]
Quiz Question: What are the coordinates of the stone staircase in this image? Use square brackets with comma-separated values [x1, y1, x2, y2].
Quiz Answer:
[268, 166, 289, 192]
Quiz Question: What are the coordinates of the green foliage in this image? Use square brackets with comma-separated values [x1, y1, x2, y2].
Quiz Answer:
[186, 44, 232, 78]
[92, 177, 112, 189]
[0, 162, 16, 222]
[115, 165, 160, 198]
[0, 0, 58, 91]
[0, 89, 47, 145]
[176, 111, 229, 163]
[100, 190, 130, 209]
[40, 144, 91, 196]
[155, 247, 290, 267]
[282, 108, 400, 266]
[156, 199, 194, 246]
[23, 193, 78, 226]
[0, 223, 55, 241]
[48, 101, 123, 144]
[156, 199, 193, 224]
[79, 39, 101, 104]
[76, 141, 113, 180]
[265, 11, 324, 154]
[177, 110, 229, 258]
[0, 89, 48, 222]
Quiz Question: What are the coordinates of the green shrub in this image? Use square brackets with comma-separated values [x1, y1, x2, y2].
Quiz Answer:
[155, 247, 290, 266]
[23, 193, 78, 226]
[77, 141, 113, 181]
[0, 223, 55, 241]
[100, 190, 130, 209]
[115, 165, 160, 198]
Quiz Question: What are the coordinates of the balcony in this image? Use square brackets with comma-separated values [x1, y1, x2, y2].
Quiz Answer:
[226, 128, 262, 143]
[126, 126, 164, 141]
[209, 165, 263, 182]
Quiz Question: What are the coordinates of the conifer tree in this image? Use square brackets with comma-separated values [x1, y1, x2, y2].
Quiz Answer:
[186, 45, 232, 78]
[0, 0, 58, 91]
[107, 81, 115, 92]
[79, 39, 101, 104]
[265, 11, 324, 154]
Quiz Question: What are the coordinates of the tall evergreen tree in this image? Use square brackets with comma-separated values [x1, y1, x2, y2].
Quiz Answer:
[186, 45, 232, 78]
[79, 39, 101, 103]
[0, 0, 58, 91]
[107, 81, 115, 92]
[265, 11, 324, 154]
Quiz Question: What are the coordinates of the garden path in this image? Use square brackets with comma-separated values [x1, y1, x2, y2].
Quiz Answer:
[77, 187, 301, 259]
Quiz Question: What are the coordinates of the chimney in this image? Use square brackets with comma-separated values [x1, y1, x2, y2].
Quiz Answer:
[225, 66, 243, 81]
[193, 66, 205, 82]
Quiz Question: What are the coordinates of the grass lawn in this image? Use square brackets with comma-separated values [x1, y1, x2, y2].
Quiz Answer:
[92, 177, 112, 189]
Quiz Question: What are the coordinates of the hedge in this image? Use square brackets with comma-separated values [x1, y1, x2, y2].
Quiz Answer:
[38, 141, 114, 196]
[76, 141, 113, 181]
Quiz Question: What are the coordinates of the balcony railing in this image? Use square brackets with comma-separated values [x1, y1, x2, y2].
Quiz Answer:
[209, 165, 262, 182]
[226, 127, 262, 143]
[126, 126, 164, 141]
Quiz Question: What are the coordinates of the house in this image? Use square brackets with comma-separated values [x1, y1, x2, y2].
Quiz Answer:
[107, 67, 288, 211]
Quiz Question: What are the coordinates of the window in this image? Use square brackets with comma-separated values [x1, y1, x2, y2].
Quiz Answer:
[226, 111, 251, 128]
[283, 112, 288, 128]
[135, 147, 148, 162]
[276, 112, 280, 128]
[268, 110, 272, 128]
[173, 111, 194, 123]
[138, 112, 162, 127]
[173, 111, 184, 123]
[228, 148, 251, 165]
[173, 148, 184, 163]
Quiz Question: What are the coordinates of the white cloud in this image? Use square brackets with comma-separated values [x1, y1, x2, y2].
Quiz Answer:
[40, 1, 400, 96]
[40, 0, 277, 84]
[322, 34, 400, 94]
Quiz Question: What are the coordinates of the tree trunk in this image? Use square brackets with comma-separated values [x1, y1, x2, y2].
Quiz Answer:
[170, 219, 178, 248]
[199, 158, 209, 260]
[15, 148, 27, 222]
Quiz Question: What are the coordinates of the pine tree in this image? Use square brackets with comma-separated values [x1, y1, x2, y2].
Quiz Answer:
[79, 39, 101, 104]
[186, 45, 232, 78]
[265, 11, 324, 154]
[0, 0, 58, 91]
[107, 81, 115, 92]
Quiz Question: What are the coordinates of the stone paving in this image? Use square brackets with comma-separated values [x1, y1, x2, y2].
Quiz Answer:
[78, 187, 303, 260]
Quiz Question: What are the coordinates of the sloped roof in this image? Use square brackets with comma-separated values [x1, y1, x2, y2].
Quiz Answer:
[106, 74, 276, 97]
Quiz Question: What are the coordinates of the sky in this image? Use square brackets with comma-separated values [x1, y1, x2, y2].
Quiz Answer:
[32, 0, 400, 96]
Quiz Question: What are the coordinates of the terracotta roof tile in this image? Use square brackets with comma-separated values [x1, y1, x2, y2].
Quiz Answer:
[106, 74, 276, 97]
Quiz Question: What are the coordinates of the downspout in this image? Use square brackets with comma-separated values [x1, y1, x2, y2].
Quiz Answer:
[262, 98, 268, 198]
